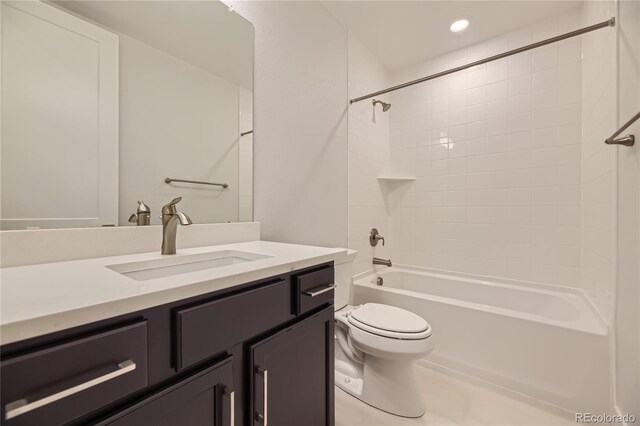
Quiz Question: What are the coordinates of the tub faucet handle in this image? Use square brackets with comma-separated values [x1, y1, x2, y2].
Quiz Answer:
[370, 228, 385, 247]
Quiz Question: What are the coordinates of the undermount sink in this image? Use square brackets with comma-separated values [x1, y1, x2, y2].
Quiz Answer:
[107, 250, 272, 281]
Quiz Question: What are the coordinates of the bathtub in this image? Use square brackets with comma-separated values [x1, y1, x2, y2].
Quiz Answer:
[352, 266, 611, 413]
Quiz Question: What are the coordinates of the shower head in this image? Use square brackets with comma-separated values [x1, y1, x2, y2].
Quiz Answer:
[372, 99, 391, 112]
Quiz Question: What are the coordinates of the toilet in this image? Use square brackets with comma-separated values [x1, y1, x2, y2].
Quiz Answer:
[334, 251, 434, 418]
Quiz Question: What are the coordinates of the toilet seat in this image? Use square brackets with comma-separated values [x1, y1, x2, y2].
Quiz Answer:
[347, 303, 432, 340]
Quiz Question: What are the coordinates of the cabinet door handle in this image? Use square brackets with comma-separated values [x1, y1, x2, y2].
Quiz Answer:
[303, 283, 336, 297]
[224, 388, 235, 426]
[4, 360, 136, 420]
[230, 390, 235, 426]
[255, 367, 268, 426]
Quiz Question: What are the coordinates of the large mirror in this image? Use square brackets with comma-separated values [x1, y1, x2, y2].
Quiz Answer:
[0, 0, 253, 229]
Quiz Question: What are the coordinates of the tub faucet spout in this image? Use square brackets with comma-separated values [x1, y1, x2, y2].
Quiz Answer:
[373, 257, 392, 267]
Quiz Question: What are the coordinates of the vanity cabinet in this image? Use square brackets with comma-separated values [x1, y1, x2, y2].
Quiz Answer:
[95, 357, 234, 426]
[250, 306, 334, 426]
[0, 262, 335, 426]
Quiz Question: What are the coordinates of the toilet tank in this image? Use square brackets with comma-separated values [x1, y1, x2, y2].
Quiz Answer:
[334, 249, 357, 311]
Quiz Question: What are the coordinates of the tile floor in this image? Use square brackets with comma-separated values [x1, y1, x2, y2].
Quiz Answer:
[335, 363, 576, 426]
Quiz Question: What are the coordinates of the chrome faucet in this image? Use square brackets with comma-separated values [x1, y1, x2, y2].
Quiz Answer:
[373, 257, 392, 267]
[161, 197, 192, 255]
[128, 200, 151, 226]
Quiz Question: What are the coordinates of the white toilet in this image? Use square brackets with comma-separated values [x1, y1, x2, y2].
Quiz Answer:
[334, 251, 434, 418]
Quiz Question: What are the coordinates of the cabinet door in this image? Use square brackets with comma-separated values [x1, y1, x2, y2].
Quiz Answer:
[96, 356, 234, 426]
[250, 306, 334, 426]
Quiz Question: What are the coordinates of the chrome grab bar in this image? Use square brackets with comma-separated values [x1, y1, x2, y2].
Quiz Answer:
[164, 177, 228, 189]
[605, 111, 639, 146]
[5, 360, 136, 420]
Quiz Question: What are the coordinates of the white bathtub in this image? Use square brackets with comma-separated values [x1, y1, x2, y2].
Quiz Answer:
[352, 266, 611, 413]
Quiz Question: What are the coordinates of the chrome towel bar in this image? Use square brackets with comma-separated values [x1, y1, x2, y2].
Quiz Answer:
[605, 111, 639, 147]
[164, 177, 229, 189]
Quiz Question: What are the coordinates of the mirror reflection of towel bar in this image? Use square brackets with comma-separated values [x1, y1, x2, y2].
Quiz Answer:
[164, 178, 228, 189]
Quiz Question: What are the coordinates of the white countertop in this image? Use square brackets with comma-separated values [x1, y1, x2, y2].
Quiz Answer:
[0, 241, 347, 345]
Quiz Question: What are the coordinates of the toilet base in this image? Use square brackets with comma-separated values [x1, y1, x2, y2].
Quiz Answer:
[335, 350, 426, 418]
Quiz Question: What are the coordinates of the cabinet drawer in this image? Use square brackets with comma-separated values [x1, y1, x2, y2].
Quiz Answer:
[1, 321, 148, 426]
[294, 267, 335, 315]
[176, 278, 293, 370]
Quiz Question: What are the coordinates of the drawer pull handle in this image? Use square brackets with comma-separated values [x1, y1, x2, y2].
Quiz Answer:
[4, 360, 136, 420]
[255, 367, 268, 425]
[303, 283, 336, 297]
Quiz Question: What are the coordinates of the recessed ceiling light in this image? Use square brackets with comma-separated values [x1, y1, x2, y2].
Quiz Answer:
[450, 19, 470, 33]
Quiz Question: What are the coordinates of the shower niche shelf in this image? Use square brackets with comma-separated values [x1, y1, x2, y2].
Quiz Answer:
[377, 176, 416, 183]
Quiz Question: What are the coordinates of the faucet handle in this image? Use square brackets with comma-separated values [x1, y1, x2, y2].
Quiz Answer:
[162, 197, 183, 214]
[136, 200, 150, 213]
[369, 228, 385, 247]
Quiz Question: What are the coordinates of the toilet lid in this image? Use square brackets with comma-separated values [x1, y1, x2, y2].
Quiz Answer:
[348, 303, 430, 336]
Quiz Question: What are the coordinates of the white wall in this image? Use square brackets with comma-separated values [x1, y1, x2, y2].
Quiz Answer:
[347, 33, 391, 274]
[385, 11, 584, 284]
[615, 0, 640, 417]
[119, 35, 240, 225]
[227, 1, 348, 248]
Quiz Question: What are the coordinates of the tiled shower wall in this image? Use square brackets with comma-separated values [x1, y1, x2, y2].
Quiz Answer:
[580, 0, 617, 321]
[386, 10, 585, 285]
[348, 33, 391, 275]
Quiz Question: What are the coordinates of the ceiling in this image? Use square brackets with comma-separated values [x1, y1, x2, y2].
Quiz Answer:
[323, 1, 584, 72]
[55, 1, 253, 89]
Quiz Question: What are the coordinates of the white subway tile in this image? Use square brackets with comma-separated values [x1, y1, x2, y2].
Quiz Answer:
[487, 80, 509, 100]
[487, 61, 508, 83]
[509, 94, 532, 115]
[509, 75, 533, 96]
[487, 99, 508, 119]
[532, 88, 558, 110]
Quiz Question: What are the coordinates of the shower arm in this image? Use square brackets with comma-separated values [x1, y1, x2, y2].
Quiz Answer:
[349, 17, 615, 105]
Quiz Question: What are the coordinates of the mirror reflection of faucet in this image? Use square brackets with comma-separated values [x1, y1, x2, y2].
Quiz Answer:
[128, 201, 151, 226]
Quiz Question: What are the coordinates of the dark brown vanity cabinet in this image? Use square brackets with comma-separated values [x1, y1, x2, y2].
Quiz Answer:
[250, 306, 334, 426]
[95, 357, 234, 426]
[0, 262, 335, 426]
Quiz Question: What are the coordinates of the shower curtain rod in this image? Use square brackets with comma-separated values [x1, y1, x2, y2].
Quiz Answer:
[349, 17, 615, 104]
